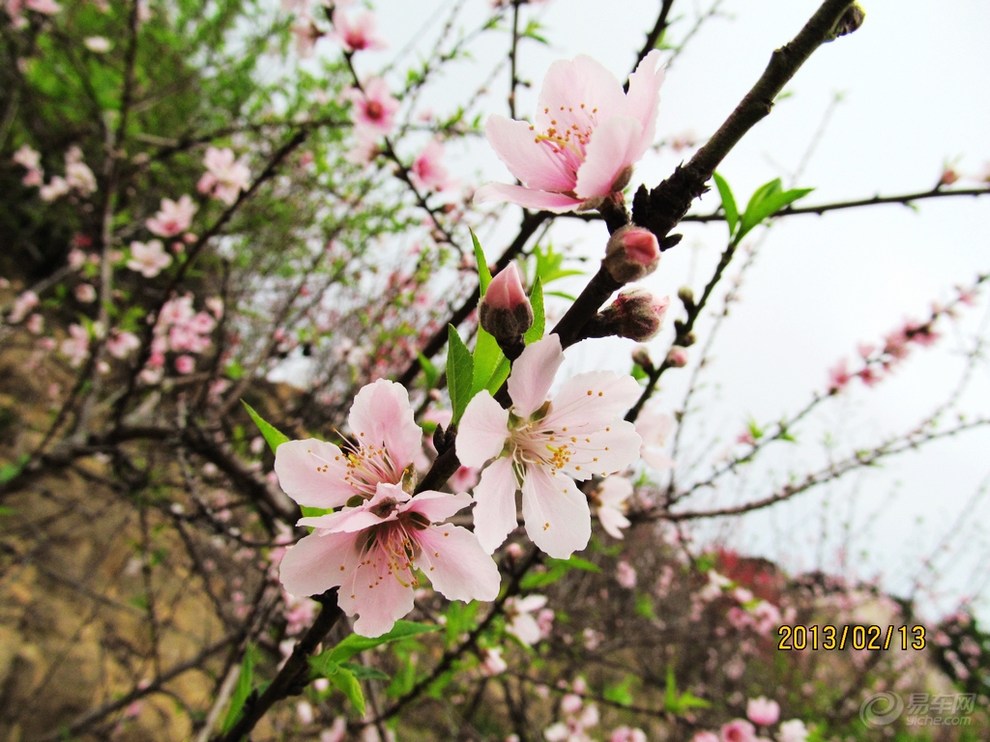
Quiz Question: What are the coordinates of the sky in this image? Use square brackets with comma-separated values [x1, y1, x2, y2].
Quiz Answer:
[337, 0, 990, 622]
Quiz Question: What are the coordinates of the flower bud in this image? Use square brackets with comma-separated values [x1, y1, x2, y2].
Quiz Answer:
[631, 345, 654, 373]
[602, 226, 660, 283]
[592, 289, 669, 342]
[479, 262, 533, 342]
[666, 345, 689, 367]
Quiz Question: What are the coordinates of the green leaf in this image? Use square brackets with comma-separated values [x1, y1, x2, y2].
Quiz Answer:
[323, 620, 440, 665]
[329, 665, 366, 716]
[548, 555, 601, 573]
[221, 643, 257, 733]
[417, 352, 439, 388]
[447, 325, 475, 424]
[524, 277, 545, 344]
[664, 665, 710, 714]
[0, 454, 29, 485]
[712, 172, 738, 237]
[472, 230, 492, 296]
[343, 663, 390, 681]
[739, 178, 814, 239]
[603, 675, 636, 707]
[241, 400, 289, 453]
[472, 326, 505, 395]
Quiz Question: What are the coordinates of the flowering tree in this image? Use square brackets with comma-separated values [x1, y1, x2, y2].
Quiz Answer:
[2, 1, 989, 740]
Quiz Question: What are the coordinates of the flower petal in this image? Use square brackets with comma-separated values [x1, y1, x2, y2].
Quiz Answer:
[520, 466, 591, 558]
[415, 524, 501, 602]
[457, 392, 510, 468]
[279, 529, 360, 599]
[471, 457, 520, 554]
[348, 379, 422, 467]
[403, 490, 473, 523]
[537, 55, 626, 129]
[561, 420, 642, 479]
[507, 335, 564, 418]
[274, 438, 354, 509]
[546, 370, 641, 431]
[474, 182, 584, 213]
[484, 115, 576, 192]
[574, 116, 643, 200]
[624, 49, 665, 157]
[598, 506, 630, 540]
[340, 551, 417, 637]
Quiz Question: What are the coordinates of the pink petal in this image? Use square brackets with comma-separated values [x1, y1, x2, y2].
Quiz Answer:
[415, 524, 501, 602]
[474, 182, 584, 213]
[484, 116, 576, 192]
[537, 56, 626, 129]
[561, 421, 642, 479]
[546, 370, 641, 431]
[471, 457, 520, 554]
[574, 116, 643, 200]
[520, 466, 591, 558]
[598, 506, 630, 540]
[340, 552, 417, 637]
[274, 438, 354, 509]
[457, 392, 509, 468]
[507, 335, 564, 418]
[279, 529, 360, 599]
[403, 490, 473, 522]
[624, 49, 665, 155]
[347, 379, 421, 466]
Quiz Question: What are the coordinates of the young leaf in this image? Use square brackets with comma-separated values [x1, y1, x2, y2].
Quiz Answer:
[221, 643, 257, 733]
[242, 400, 289, 453]
[447, 325, 475, 424]
[324, 620, 440, 664]
[712, 172, 739, 238]
[471, 229, 492, 297]
[739, 178, 814, 238]
[329, 665, 366, 716]
[417, 352, 439, 389]
[472, 326, 505, 395]
[524, 277, 545, 344]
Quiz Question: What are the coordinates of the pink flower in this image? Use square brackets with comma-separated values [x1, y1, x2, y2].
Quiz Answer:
[39, 176, 70, 202]
[719, 719, 756, 742]
[65, 146, 97, 195]
[827, 358, 852, 393]
[475, 50, 664, 213]
[610, 728, 648, 742]
[332, 8, 385, 52]
[26, 0, 61, 14]
[637, 404, 675, 470]
[60, 323, 90, 367]
[197, 147, 251, 205]
[279, 482, 500, 636]
[274, 379, 423, 510]
[347, 78, 399, 135]
[776, 720, 808, 742]
[410, 140, 452, 192]
[7, 290, 38, 324]
[146, 195, 197, 237]
[691, 734, 720, 742]
[592, 476, 632, 539]
[127, 240, 172, 278]
[746, 697, 780, 727]
[457, 334, 642, 557]
[504, 594, 549, 645]
[615, 559, 637, 588]
[106, 330, 140, 359]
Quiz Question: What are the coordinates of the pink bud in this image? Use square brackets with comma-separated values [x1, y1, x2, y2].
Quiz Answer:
[603, 225, 660, 283]
[479, 262, 533, 344]
[590, 289, 669, 342]
[666, 346, 689, 368]
[485, 263, 528, 310]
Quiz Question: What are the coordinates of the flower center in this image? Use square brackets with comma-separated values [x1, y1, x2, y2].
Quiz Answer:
[365, 100, 384, 121]
[358, 522, 421, 589]
[340, 435, 402, 498]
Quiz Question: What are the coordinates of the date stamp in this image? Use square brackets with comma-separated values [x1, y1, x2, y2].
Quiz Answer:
[777, 624, 926, 651]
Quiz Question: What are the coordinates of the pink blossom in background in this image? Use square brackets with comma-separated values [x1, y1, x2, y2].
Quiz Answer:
[719, 719, 756, 742]
[60, 323, 90, 367]
[457, 334, 642, 558]
[776, 720, 808, 742]
[12, 144, 43, 186]
[290, 18, 322, 57]
[332, 8, 385, 52]
[609, 727, 648, 742]
[197, 147, 251, 205]
[615, 559, 637, 589]
[74, 283, 97, 303]
[279, 482, 500, 637]
[636, 403, 675, 470]
[127, 240, 172, 278]
[346, 129, 380, 166]
[504, 594, 549, 645]
[64, 146, 97, 195]
[26, 0, 61, 15]
[146, 195, 197, 237]
[174, 354, 195, 374]
[690, 733, 720, 742]
[274, 379, 422, 510]
[410, 139, 453, 192]
[83, 36, 111, 53]
[39, 175, 70, 202]
[106, 330, 140, 359]
[746, 697, 780, 726]
[593, 476, 632, 539]
[475, 50, 665, 212]
[7, 290, 38, 324]
[479, 647, 507, 676]
[346, 77, 399, 135]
